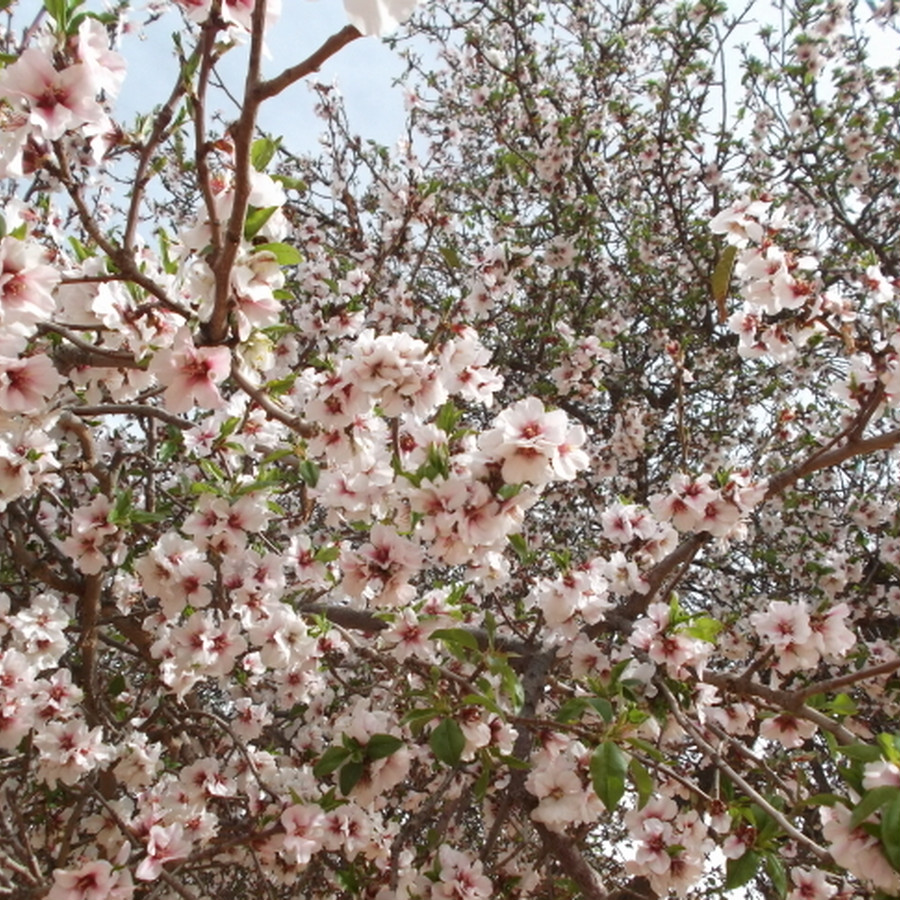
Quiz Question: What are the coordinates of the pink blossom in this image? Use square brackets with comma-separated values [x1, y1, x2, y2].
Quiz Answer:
[432, 845, 493, 900]
[787, 867, 837, 900]
[759, 714, 817, 749]
[135, 823, 192, 881]
[47, 858, 132, 900]
[0, 353, 62, 413]
[479, 397, 577, 485]
[0, 237, 59, 332]
[0, 49, 103, 140]
[149, 334, 231, 413]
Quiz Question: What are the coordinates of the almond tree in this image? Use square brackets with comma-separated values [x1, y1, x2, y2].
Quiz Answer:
[1, 0, 900, 899]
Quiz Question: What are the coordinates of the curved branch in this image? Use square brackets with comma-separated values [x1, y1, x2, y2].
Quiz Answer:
[255, 25, 363, 102]
[231, 366, 316, 437]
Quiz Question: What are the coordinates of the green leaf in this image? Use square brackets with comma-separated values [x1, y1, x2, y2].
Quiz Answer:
[590, 742, 627, 810]
[473, 762, 491, 799]
[107, 674, 126, 697]
[434, 401, 462, 434]
[440, 245, 462, 268]
[588, 697, 614, 723]
[314, 545, 340, 564]
[851, 786, 899, 828]
[685, 616, 723, 643]
[109, 490, 132, 525]
[339, 760, 366, 796]
[298, 460, 319, 487]
[402, 707, 440, 731]
[837, 743, 883, 763]
[251, 136, 281, 171]
[800, 792, 841, 808]
[725, 850, 761, 890]
[711, 244, 738, 306]
[69, 236, 96, 262]
[244, 206, 278, 240]
[430, 718, 465, 766]
[431, 628, 480, 652]
[313, 746, 350, 777]
[764, 853, 787, 899]
[629, 757, 654, 809]
[508, 533, 531, 563]
[272, 174, 308, 192]
[365, 734, 403, 761]
[882, 793, 900, 872]
[825, 692, 858, 717]
[254, 242, 302, 265]
[878, 733, 900, 765]
[556, 698, 589, 722]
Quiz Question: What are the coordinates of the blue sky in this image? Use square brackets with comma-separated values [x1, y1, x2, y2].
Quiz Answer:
[123, 2, 410, 152]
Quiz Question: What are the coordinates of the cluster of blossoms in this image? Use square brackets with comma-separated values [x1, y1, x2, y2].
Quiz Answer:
[624, 795, 713, 897]
[3, 0, 900, 898]
[649, 470, 766, 539]
[0, 21, 125, 178]
[750, 599, 856, 675]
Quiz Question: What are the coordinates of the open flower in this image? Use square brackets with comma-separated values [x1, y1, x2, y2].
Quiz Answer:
[149, 332, 231, 413]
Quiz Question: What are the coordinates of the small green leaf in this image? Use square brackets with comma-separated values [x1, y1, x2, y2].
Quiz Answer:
[440, 245, 462, 268]
[508, 533, 531, 562]
[711, 244, 738, 306]
[825, 692, 858, 717]
[107, 674, 126, 697]
[431, 628, 480, 652]
[881, 792, 900, 872]
[313, 746, 350, 777]
[434, 401, 462, 434]
[250, 136, 281, 171]
[725, 850, 761, 890]
[69, 235, 93, 262]
[109, 490, 132, 525]
[314, 545, 340, 564]
[272, 174, 308, 192]
[685, 616, 723, 643]
[629, 757, 654, 809]
[590, 742, 628, 811]
[298, 460, 319, 487]
[365, 734, 403, 761]
[851, 786, 899, 828]
[878, 733, 900, 765]
[430, 718, 465, 766]
[588, 697, 614, 722]
[837, 743, 883, 763]
[244, 206, 278, 240]
[765, 852, 788, 899]
[556, 698, 589, 722]
[339, 759, 366, 796]
[254, 242, 302, 265]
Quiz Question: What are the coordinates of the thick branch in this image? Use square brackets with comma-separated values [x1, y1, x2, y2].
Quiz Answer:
[765, 426, 900, 499]
[255, 25, 363, 102]
[535, 825, 609, 900]
[206, 0, 269, 342]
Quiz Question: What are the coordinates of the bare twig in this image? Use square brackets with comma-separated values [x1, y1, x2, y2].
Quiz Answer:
[658, 682, 829, 859]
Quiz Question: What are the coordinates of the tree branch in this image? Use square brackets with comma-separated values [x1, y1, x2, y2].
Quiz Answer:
[254, 25, 363, 102]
